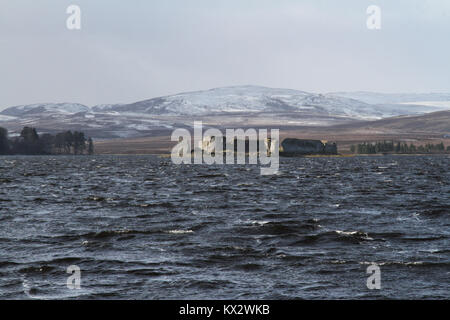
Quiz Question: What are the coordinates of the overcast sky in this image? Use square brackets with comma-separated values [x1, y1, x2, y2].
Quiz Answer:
[0, 0, 449, 109]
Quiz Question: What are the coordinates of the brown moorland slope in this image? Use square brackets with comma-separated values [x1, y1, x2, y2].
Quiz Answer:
[94, 111, 450, 154]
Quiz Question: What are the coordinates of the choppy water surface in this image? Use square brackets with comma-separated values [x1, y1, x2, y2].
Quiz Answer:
[0, 155, 449, 299]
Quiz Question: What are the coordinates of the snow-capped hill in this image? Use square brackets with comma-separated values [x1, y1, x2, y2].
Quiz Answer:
[1, 103, 90, 117]
[111, 85, 382, 118]
[112, 85, 310, 115]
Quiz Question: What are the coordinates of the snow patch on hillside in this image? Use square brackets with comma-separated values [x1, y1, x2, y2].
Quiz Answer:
[0, 115, 17, 121]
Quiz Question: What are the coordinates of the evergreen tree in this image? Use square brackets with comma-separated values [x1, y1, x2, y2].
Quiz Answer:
[0, 127, 9, 155]
[357, 143, 364, 154]
[73, 131, 86, 154]
[88, 138, 94, 155]
[20, 127, 40, 154]
[39, 133, 54, 154]
[54, 133, 65, 154]
[20, 127, 39, 142]
[64, 131, 74, 154]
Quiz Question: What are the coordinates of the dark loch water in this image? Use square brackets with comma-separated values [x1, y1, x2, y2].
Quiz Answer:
[0, 155, 448, 299]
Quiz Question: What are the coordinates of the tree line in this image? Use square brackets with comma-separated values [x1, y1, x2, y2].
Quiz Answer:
[0, 126, 94, 155]
[350, 140, 449, 154]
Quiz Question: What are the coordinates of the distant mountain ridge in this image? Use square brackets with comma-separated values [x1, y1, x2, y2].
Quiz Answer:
[1, 103, 90, 117]
[328, 91, 450, 105]
[1, 86, 449, 139]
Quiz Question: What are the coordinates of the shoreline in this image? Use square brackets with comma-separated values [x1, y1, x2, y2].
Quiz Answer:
[1, 153, 448, 158]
